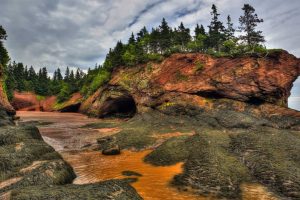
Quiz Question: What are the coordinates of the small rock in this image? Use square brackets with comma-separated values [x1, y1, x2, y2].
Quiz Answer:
[102, 144, 120, 155]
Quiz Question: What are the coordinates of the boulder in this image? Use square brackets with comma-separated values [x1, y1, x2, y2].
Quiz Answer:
[102, 144, 120, 155]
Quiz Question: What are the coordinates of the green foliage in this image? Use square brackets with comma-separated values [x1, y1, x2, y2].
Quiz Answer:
[81, 68, 110, 96]
[5, 62, 86, 102]
[36, 95, 45, 101]
[239, 4, 265, 47]
[175, 71, 188, 81]
[57, 82, 71, 103]
[146, 53, 164, 62]
[194, 61, 205, 72]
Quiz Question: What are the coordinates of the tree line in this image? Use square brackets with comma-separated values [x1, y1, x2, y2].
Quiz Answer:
[5, 62, 86, 102]
[1, 4, 267, 101]
[103, 4, 265, 69]
[83, 3, 266, 96]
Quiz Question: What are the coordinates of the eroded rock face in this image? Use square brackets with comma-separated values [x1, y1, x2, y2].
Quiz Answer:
[81, 50, 300, 117]
[11, 91, 56, 111]
[11, 92, 83, 112]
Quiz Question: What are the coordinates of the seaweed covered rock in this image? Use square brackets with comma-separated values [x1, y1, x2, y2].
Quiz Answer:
[0, 125, 142, 199]
[0, 125, 75, 196]
[10, 179, 142, 200]
[90, 105, 300, 199]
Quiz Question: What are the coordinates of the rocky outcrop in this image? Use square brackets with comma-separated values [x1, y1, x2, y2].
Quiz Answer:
[81, 50, 300, 117]
[11, 92, 82, 112]
[11, 91, 56, 111]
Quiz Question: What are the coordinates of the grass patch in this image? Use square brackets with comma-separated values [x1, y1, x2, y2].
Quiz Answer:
[194, 61, 205, 73]
[36, 95, 45, 101]
[175, 71, 188, 81]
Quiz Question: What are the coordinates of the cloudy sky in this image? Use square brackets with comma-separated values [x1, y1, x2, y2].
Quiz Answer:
[0, 0, 300, 109]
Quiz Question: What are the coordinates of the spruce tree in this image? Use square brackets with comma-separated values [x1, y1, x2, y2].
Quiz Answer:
[75, 68, 81, 80]
[111, 41, 125, 67]
[53, 69, 57, 81]
[137, 26, 150, 53]
[225, 15, 235, 40]
[149, 28, 160, 53]
[57, 68, 63, 81]
[128, 32, 136, 45]
[158, 18, 172, 53]
[0, 25, 7, 40]
[175, 22, 191, 51]
[137, 26, 148, 42]
[28, 66, 36, 80]
[64, 67, 70, 81]
[238, 4, 265, 47]
[0, 25, 9, 68]
[208, 4, 225, 51]
[195, 24, 206, 37]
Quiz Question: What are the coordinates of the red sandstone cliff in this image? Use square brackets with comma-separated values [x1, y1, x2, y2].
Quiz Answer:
[80, 50, 300, 119]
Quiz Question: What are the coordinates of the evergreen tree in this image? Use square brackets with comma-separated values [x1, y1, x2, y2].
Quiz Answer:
[28, 66, 36, 80]
[225, 15, 235, 40]
[174, 22, 191, 51]
[14, 63, 25, 91]
[0, 25, 9, 68]
[137, 26, 150, 53]
[69, 70, 75, 81]
[208, 4, 225, 51]
[64, 67, 70, 81]
[24, 66, 28, 80]
[0, 25, 7, 40]
[149, 28, 160, 53]
[238, 4, 265, 47]
[137, 26, 148, 42]
[75, 68, 81, 80]
[53, 69, 57, 81]
[128, 32, 136, 45]
[111, 41, 125, 67]
[194, 24, 206, 37]
[5, 63, 15, 100]
[158, 18, 172, 53]
[57, 68, 63, 81]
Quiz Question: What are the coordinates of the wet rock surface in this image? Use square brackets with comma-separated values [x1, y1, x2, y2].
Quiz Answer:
[102, 144, 121, 155]
[85, 101, 300, 199]
[10, 179, 142, 200]
[0, 124, 141, 199]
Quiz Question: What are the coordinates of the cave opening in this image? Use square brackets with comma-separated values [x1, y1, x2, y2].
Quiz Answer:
[288, 77, 300, 111]
[100, 95, 137, 118]
[59, 103, 81, 113]
[247, 97, 265, 106]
